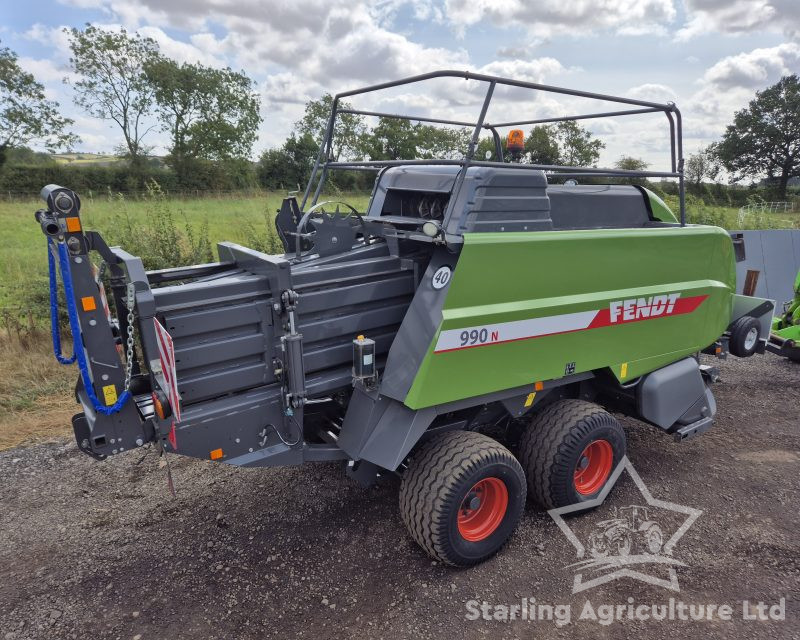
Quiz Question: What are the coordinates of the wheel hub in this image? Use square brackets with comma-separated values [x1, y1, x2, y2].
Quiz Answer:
[457, 477, 509, 542]
[465, 493, 481, 511]
[573, 439, 614, 496]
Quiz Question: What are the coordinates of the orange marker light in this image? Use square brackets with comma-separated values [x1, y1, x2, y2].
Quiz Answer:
[210, 448, 223, 460]
[151, 391, 171, 420]
[81, 296, 96, 311]
[507, 129, 525, 153]
[65, 217, 81, 232]
[534, 381, 544, 392]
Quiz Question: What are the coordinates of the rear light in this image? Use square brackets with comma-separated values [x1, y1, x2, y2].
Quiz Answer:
[152, 390, 172, 420]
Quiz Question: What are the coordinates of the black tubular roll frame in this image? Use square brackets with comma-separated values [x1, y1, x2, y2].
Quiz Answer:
[300, 69, 686, 226]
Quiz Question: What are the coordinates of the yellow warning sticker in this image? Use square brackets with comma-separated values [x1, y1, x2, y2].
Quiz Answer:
[620, 362, 629, 379]
[102, 384, 117, 406]
[524, 392, 537, 408]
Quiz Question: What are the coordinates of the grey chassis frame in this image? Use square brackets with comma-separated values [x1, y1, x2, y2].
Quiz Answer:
[299, 69, 687, 226]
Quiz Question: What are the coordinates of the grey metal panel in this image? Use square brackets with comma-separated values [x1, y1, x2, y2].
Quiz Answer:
[298, 275, 414, 314]
[302, 330, 396, 374]
[735, 231, 767, 297]
[548, 185, 652, 229]
[637, 357, 706, 429]
[366, 165, 460, 218]
[338, 385, 437, 470]
[379, 247, 452, 402]
[291, 254, 408, 288]
[152, 273, 270, 312]
[734, 229, 800, 303]
[174, 333, 267, 370]
[760, 230, 797, 302]
[298, 302, 409, 343]
[456, 167, 553, 233]
[170, 384, 290, 463]
[178, 360, 270, 403]
[165, 301, 271, 338]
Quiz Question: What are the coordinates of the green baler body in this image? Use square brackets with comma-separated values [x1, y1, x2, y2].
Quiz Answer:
[405, 225, 736, 409]
[772, 268, 800, 340]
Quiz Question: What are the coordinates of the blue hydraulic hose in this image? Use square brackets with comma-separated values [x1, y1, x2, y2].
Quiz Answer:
[48, 242, 76, 364]
[50, 238, 131, 414]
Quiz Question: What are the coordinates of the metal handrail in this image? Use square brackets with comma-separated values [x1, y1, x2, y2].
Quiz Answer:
[301, 69, 685, 225]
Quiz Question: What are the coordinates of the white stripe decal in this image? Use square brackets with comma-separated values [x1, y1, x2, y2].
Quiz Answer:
[433, 293, 709, 353]
[434, 309, 598, 353]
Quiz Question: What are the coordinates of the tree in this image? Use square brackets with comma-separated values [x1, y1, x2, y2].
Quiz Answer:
[415, 125, 471, 159]
[715, 74, 800, 199]
[553, 121, 604, 167]
[257, 132, 318, 191]
[613, 156, 649, 185]
[362, 118, 471, 161]
[615, 156, 648, 172]
[363, 118, 420, 161]
[685, 145, 720, 186]
[0, 43, 78, 169]
[146, 57, 261, 183]
[525, 125, 560, 165]
[295, 94, 366, 162]
[66, 25, 159, 169]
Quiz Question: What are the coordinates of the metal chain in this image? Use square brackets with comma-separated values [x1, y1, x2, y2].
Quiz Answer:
[124, 282, 136, 392]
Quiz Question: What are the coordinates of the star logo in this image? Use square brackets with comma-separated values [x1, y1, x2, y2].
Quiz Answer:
[548, 456, 702, 593]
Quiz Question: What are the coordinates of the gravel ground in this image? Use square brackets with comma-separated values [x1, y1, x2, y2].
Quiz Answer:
[1, 353, 798, 640]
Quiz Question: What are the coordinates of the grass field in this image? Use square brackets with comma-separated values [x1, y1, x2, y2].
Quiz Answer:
[51, 152, 129, 165]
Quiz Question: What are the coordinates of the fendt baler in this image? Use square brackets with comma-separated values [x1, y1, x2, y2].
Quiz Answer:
[37, 71, 774, 566]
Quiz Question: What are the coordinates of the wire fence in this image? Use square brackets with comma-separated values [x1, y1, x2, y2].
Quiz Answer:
[737, 201, 796, 227]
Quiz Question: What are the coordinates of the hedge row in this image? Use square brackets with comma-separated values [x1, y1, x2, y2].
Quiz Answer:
[0, 161, 259, 197]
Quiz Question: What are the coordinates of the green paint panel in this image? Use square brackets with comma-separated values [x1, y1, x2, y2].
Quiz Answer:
[405, 225, 735, 409]
[643, 188, 678, 223]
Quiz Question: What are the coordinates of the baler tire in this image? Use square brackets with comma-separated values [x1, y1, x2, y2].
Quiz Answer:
[729, 316, 761, 357]
[399, 431, 526, 567]
[518, 399, 625, 510]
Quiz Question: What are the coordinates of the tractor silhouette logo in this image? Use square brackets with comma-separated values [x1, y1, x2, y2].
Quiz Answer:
[548, 457, 703, 593]
[588, 505, 664, 558]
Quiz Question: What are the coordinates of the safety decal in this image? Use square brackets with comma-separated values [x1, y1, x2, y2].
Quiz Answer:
[433, 293, 708, 353]
[431, 265, 452, 290]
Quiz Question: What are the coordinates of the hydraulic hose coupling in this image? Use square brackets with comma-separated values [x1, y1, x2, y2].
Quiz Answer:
[35, 210, 62, 237]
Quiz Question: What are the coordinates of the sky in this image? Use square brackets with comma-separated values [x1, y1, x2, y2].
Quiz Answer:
[2, 0, 799, 171]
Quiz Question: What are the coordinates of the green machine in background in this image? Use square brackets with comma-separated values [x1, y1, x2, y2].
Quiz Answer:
[769, 269, 800, 362]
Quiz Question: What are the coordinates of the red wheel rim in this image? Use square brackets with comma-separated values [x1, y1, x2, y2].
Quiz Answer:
[457, 477, 509, 542]
[573, 440, 613, 495]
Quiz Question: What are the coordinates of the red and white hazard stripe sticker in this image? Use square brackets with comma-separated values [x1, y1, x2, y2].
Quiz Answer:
[154, 318, 182, 422]
[434, 292, 708, 354]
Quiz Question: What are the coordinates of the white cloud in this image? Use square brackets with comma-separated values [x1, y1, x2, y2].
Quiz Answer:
[137, 26, 225, 67]
[17, 56, 69, 85]
[678, 0, 800, 41]
[626, 83, 677, 103]
[700, 43, 800, 90]
[441, 0, 676, 38]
